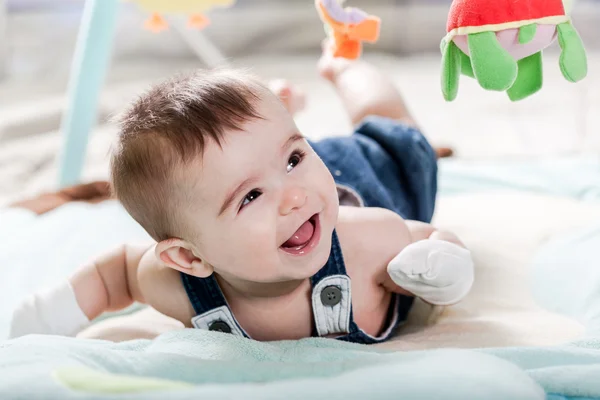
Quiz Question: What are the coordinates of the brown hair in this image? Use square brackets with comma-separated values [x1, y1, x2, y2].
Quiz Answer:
[110, 68, 264, 242]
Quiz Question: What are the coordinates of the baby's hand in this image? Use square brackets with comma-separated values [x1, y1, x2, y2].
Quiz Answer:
[267, 79, 306, 116]
[387, 239, 474, 306]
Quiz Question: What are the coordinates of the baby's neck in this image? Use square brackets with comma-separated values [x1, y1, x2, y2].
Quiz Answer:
[216, 274, 308, 302]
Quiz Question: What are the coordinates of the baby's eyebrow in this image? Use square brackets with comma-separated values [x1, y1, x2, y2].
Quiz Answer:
[281, 133, 304, 155]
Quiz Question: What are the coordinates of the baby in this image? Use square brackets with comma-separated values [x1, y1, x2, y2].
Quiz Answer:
[10, 54, 474, 344]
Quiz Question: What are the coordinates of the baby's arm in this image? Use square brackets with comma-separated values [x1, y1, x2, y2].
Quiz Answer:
[9, 244, 192, 338]
[385, 218, 474, 306]
[404, 220, 465, 247]
[9, 245, 148, 338]
[68, 244, 149, 323]
[356, 208, 473, 306]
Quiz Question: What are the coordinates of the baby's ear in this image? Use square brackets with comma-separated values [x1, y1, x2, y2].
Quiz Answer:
[155, 239, 213, 278]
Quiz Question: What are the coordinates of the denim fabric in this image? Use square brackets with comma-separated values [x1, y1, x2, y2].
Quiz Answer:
[310, 116, 437, 223]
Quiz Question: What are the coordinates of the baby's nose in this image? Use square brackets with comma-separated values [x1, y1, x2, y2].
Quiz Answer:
[279, 186, 307, 215]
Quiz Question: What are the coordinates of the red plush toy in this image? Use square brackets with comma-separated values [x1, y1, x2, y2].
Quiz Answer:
[440, 0, 587, 101]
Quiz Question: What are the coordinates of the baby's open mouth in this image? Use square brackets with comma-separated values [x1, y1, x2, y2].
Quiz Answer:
[280, 214, 320, 255]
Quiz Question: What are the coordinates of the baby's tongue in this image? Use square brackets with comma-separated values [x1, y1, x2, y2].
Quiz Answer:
[282, 220, 314, 247]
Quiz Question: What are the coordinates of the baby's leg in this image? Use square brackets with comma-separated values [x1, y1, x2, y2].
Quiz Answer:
[318, 54, 415, 127]
[318, 48, 453, 158]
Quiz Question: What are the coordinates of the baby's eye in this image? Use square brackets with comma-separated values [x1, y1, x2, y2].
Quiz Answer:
[241, 189, 262, 209]
[286, 150, 305, 173]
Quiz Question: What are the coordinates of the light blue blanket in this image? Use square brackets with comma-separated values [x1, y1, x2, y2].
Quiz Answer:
[1, 157, 599, 399]
[0, 331, 549, 399]
[1, 321, 600, 398]
[439, 155, 600, 201]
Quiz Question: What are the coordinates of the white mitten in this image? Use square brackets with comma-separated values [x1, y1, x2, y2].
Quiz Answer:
[387, 239, 474, 305]
[9, 281, 90, 339]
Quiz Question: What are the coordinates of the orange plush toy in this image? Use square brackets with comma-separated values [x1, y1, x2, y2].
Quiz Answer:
[315, 0, 381, 60]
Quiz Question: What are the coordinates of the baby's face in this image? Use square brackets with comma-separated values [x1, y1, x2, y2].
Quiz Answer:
[183, 92, 339, 283]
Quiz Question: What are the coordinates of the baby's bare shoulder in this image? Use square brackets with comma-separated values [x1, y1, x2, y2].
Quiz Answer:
[336, 206, 412, 244]
[335, 207, 413, 279]
[137, 248, 196, 326]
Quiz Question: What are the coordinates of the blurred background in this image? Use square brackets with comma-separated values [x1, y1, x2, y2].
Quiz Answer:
[0, 0, 599, 204]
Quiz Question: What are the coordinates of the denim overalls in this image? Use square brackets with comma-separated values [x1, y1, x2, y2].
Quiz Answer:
[182, 116, 438, 344]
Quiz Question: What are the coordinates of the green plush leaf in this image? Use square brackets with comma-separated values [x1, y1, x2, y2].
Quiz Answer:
[441, 40, 461, 101]
[459, 49, 474, 78]
[507, 52, 543, 101]
[468, 31, 518, 91]
[518, 24, 537, 44]
[557, 22, 588, 82]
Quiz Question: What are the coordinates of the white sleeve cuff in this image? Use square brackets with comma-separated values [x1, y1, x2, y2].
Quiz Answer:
[9, 281, 91, 338]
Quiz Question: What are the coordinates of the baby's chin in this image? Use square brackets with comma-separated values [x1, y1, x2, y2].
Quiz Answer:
[222, 229, 332, 286]
[287, 256, 329, 281]
[281, 227, 334, 280]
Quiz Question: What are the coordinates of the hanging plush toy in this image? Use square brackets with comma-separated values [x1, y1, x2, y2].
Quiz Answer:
[126, 0, 236, 32]
[440, 0, 588, 102]
[315, 0, 381, 60]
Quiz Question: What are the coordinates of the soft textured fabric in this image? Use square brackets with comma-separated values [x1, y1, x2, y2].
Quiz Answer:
[2, 326, 600, 398]
[311, 274, 353, 337]
[9, 280, 90, 338]
[441, 40, 461, 101]
[387, 239, 474, 306]
[446, 0, 566, 33]
[452, 25, 558, 61]
[507, 51, 544, 101]
[519, 24, 538, 44]
[467, 31, 519, 91]
[0, 209, 37, 238]
[557, 22, 589, 83]
[438, 156, 600, 201]
[0, 332, 548, 399]
[531, 224, 600, 333]
[441, 0, 586, 102]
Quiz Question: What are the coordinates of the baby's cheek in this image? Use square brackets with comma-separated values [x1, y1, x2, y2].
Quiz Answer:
[225, 218, 273, 255]
[245, 224, 273, 250]
[312, 160, 337, 194]
[229, 229, 278, 280]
